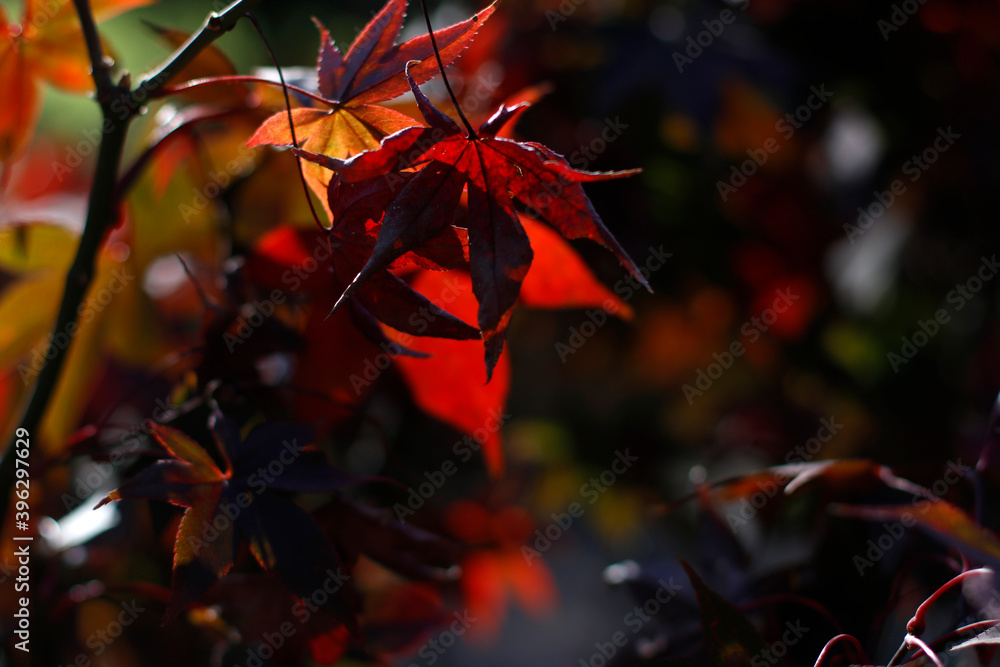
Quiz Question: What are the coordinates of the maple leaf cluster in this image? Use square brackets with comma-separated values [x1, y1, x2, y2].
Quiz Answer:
[0, 0, 649, 657]
[13, 0, 997, 664]
[248, 0, 651, 378]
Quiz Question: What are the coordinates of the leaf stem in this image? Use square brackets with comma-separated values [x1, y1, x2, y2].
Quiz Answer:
[931, 619, 1000, 651]
[906, 568, 993, 635]
[154, 75, 331, 106]
[243, 13, 329, 231]
[418, 0, 477, 138]
[812, 634, 866, 667]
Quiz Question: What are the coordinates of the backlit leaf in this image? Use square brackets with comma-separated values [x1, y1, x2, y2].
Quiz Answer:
[297, 68, 646, 378]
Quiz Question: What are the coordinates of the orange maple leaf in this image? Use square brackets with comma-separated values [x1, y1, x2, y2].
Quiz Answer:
[246, 0, 496, 222]
[0, 0, 150, 162]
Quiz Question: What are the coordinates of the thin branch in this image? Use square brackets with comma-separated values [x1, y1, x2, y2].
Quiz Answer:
[906, 634, 945, 667]
[176, 253, 223, 313]
[0, 0, 130, 537]
[72, 0, 113, 94]
[131, 0, 264, 105]
[0, 0, 266, 539]
[812, 634, 867, 667]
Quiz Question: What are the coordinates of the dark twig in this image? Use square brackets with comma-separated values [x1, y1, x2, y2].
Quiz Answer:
[0, 0, 264, 540]
[418, 0, 477, 138]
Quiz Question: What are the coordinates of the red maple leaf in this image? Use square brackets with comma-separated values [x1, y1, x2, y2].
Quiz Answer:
[247, 0, 495, 220]
[248, 214, 633, 475]
[324, 174, 478, 343]
[296, 65, 650, 378]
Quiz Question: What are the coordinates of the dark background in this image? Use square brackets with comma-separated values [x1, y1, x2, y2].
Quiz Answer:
[8, 0, 1000, 663]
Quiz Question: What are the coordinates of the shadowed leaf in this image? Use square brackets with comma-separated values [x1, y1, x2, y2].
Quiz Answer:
[681, 560, 768, 666]
[831, 500, 1000, 567]
[96, 417, 361, 623]
[389, 270, 509, 476]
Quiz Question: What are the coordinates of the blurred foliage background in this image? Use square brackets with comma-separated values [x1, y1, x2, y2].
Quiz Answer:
[4, 0, 1000, 664]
